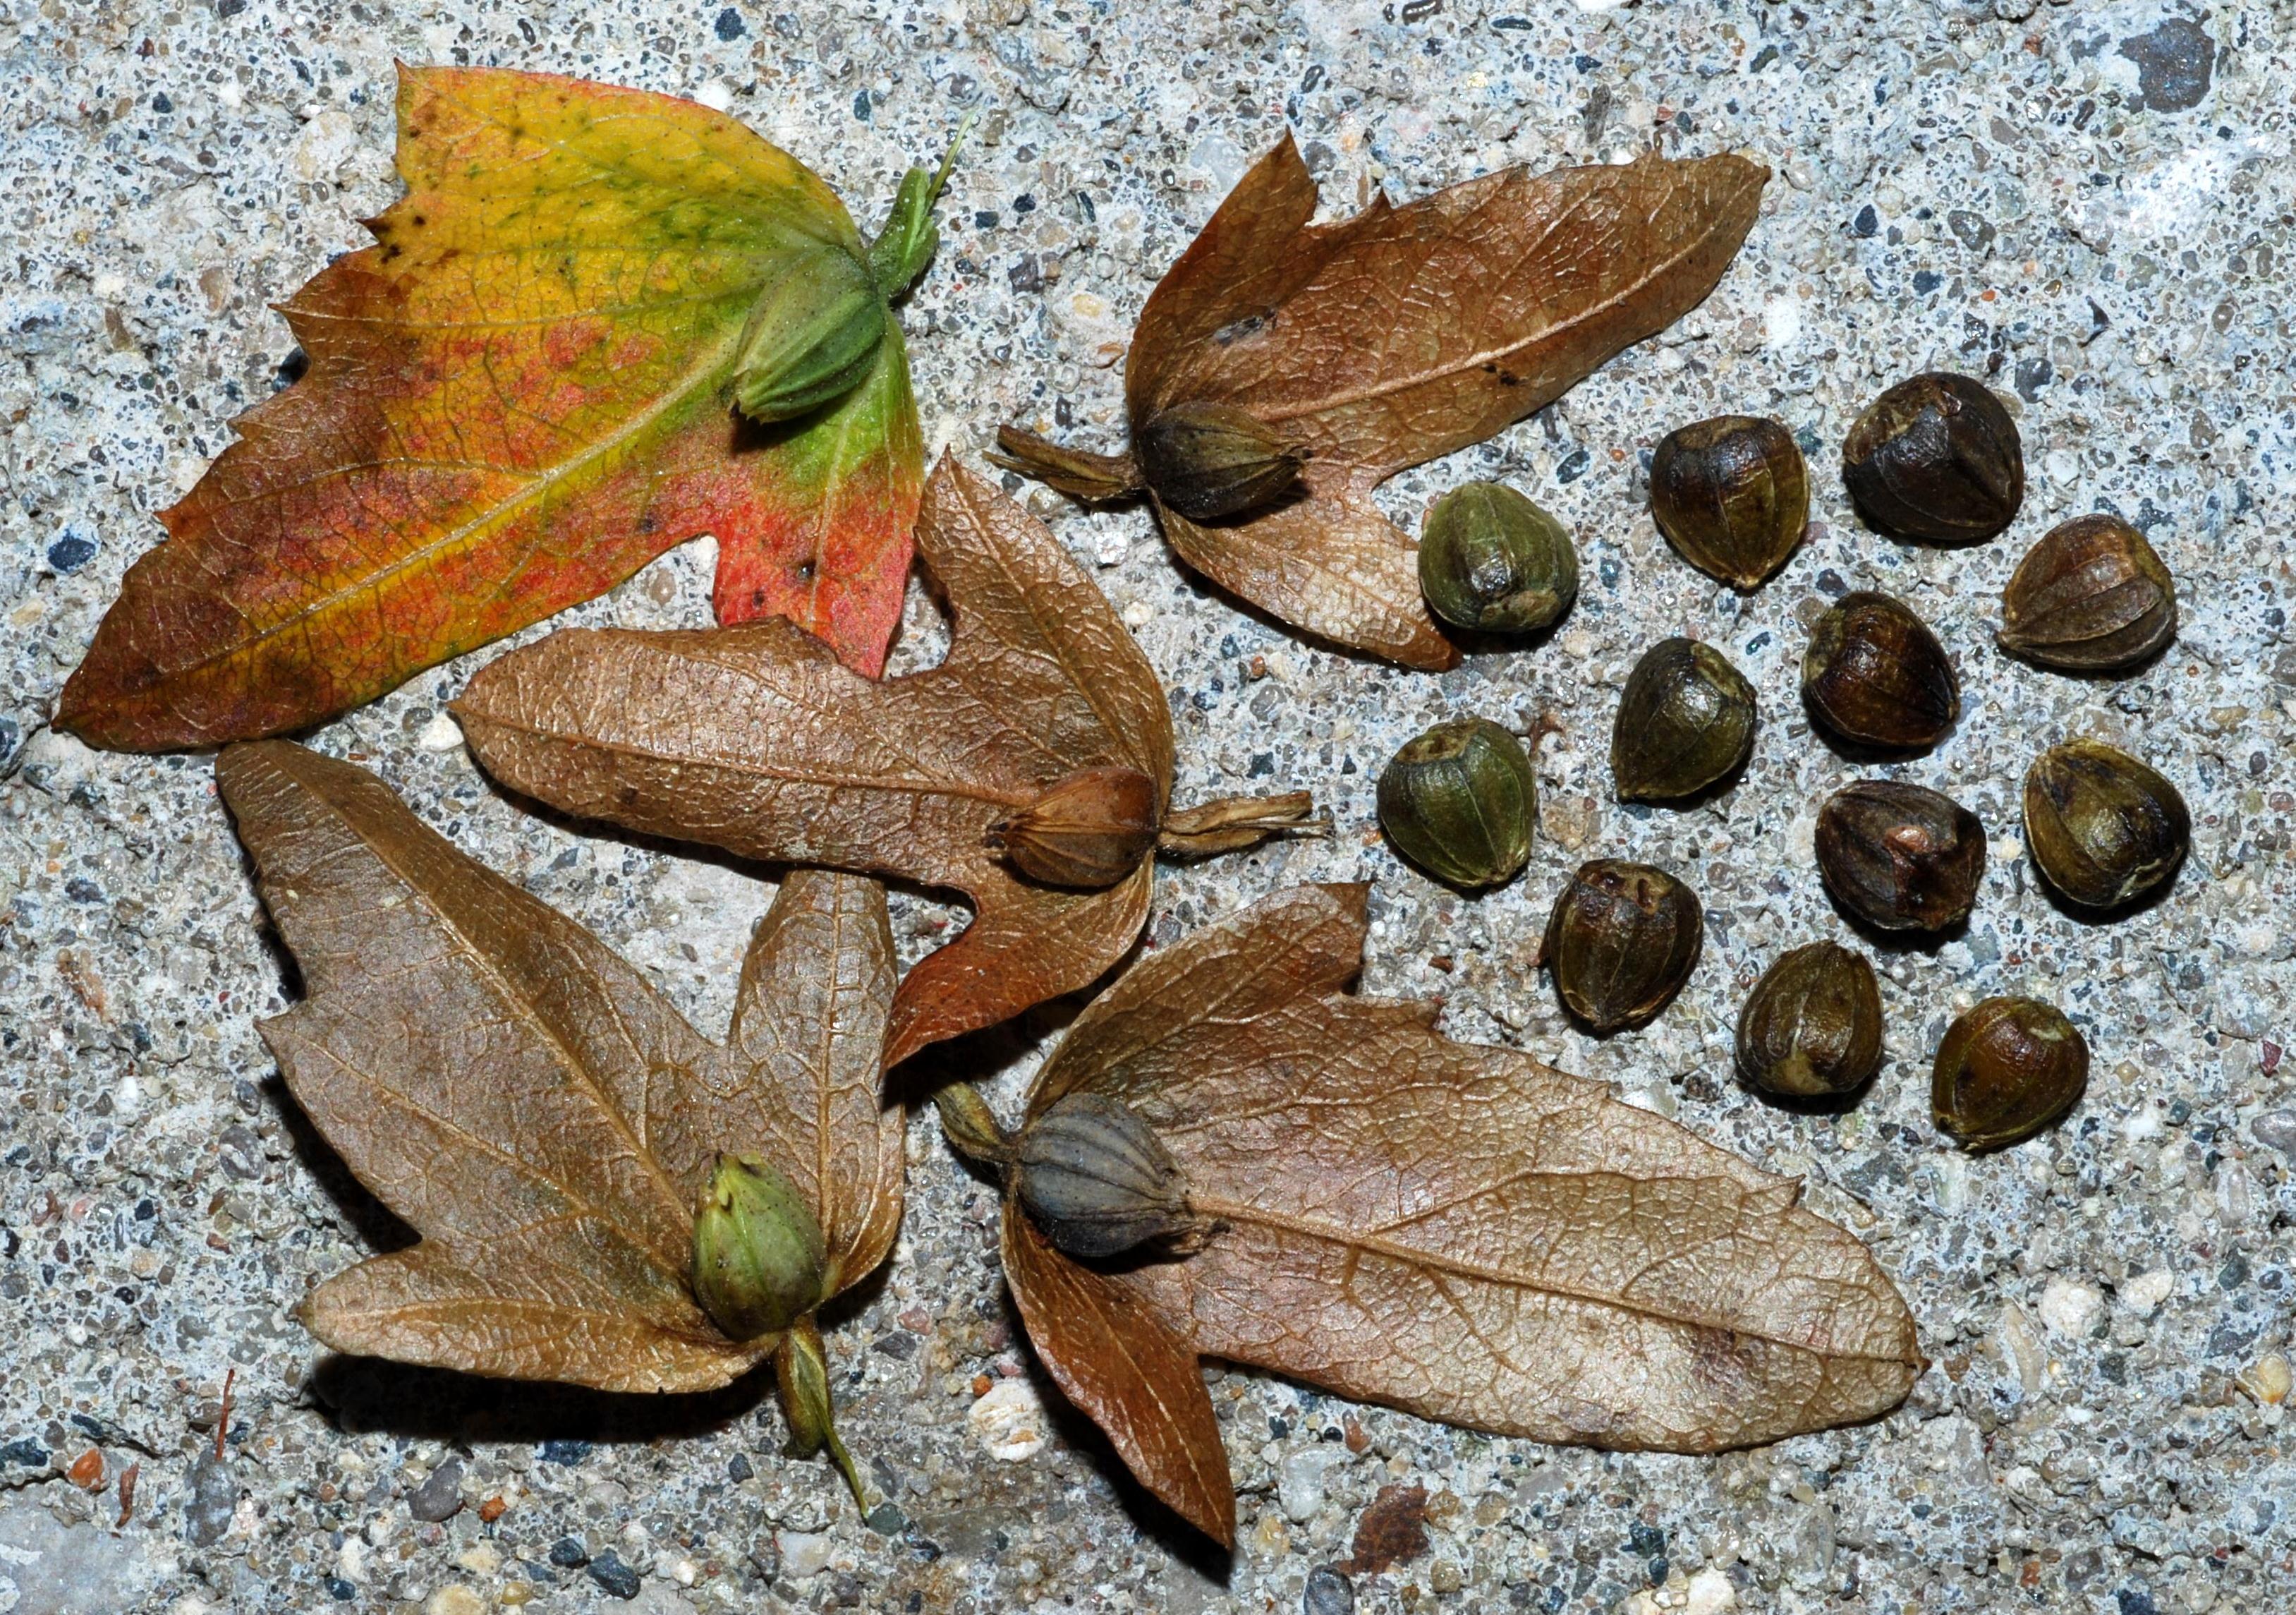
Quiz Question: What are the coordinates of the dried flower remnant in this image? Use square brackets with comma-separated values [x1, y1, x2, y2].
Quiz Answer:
[1815, 780, 1986, 933]
[456, 458, 1321, 1069]
[1802, 592, 1960, 752]
[217, 743, 901, 1507]
[59, 66, 961, 750]
[1842, 372, 2024, 544]
[1998, 516, 2177, 672]
[1611, 637, 1759, 802]
[2022, 739, 2189, 911]
[1648, 416, 1809, 589]
[992, 138, 1768, 667]
[952, 885, 1919, 1544]
[1541, 860, 1705, 1032]
[1932, 996, 2089, 1151]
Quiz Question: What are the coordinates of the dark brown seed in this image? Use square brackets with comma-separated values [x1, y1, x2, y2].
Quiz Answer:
[1012, 1092, 1199, 1258]
[2022, 739, 2189, 911]
[1735, 941, 1885, 1099]
[1814, 780, 1986, 933]
[1931, 996, 2088, 1151]
[1998, 515, 2177, 672]
[1842, 372, 2024, 544]
[1648, 415, 1810, 590]
[1541, 860, 1703, 1034]
[1611, 638, 1759, 803]
[988, 766, 1160, 888]
[1134, 400, 1306, 521]
[1802, 591, 1960, 751]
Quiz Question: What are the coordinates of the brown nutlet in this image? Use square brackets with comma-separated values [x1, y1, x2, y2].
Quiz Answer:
[2022, 739, 2189, 912]
[988, 766, 1159, 888]
[1612, 637, 1759, 803]
[1735, 941, 1885, 1099]
[1012, 1091, 1199, 1259]
[1842, 372, 2024, 544]
[1815, 780, 1986, 933]
[1134, 400, 1306, 522]
[1998, 515, 2177, 672]
[1541, 859, 1703, 1034]
[1802, 591, 1960, 751]
[1931, 996, 2088, 1151]
[1648, 415, 1810, 590]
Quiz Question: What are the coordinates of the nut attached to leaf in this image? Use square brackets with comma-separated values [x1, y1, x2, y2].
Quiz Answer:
[1998, 515, 2177, 672]
[988, 767, 1160, 888]
[1815, 780, 1986, 933]
[1377, 718, 1538, 890]
[1541, 859, 1703, 1034]
[1648, 415, 1809, 589]
[1134, 401, 1306, 522]
[1802, 591, 1960, 751]
[691, 1153, 829, 1341]
[1417, 482, 1579, 632]
[1013, 1092, 1201, 1259]
[732, 251, 887, 425]
[1931, 996, 2088, 1152]
[2022, 739, 2189, 912]
[1841, 372, 2024, 544]
[1612, 637, 1759, 803]
[1736, 941, 1885, 1099]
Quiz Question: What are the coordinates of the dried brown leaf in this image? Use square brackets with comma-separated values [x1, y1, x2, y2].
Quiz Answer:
[218, 740, 898, 1393]
[1000, 1200, 1234, 1547]
[456, 456, 1282, 1068]
[1338, 1484, 1431, 1576]
[1006, 884, 1919, 1532]
[999, 137, 1768, 666]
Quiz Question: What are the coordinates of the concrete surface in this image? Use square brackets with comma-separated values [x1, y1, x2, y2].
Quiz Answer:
[3, 1, 2292, 1611]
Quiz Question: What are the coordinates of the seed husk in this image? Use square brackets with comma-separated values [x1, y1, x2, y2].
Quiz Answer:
[2022, 739, 2189, 911]
[1931, 996, 2088, 1151]
[1012, 1092, 1201, 1259]
[1134, 400, 1306, 521]
[1541, 859, 1703, 1034]
[1417, 481, 1578, 632]
[1612, 637, 1759, 803]
[1648, 415, 1810, 589]
[988, 766, 1160, 888]
[1814, 780, 1986, 933]
[732, 250, 887, 425]
[1998, 515, 2177, 672]
[1842, 371, 2024, 544]
[1802, 591, 1960, 751]
[1735, 941, 1885, 1099]
[1377, 718, 1537, 890]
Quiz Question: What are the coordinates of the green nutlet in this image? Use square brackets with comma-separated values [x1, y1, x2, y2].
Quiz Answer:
[1735, 941, 1885, 1099]
[1417, 482, 1578, 632]
[1541, 859, 1703, 1034]
[1377, 718, 1537, 890]
[2022, 739, 2189, 912]
[732, 248, 887, 424]
[690, 1151, 827, 1342]
[1648, 415, 1809, 590]
[1611, 637, 1758, 803]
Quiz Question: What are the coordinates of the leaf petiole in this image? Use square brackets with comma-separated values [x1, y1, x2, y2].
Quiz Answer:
[775, 1317, 872, 1513]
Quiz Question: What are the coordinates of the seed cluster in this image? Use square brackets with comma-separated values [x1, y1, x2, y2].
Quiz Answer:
[1380, 371, 2192, 1152]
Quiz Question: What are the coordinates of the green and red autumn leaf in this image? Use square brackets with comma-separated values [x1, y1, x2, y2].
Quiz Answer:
[60, 64, 927, 751]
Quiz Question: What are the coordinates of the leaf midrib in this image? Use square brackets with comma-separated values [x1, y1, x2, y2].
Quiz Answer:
[1189, 1185, 1909, 1364]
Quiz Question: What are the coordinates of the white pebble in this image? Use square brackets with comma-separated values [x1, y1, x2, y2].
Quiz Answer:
[2036, 1278, 2103, 1339]
[778, 1531, 832, 1579]
[968, 1378, 1048, 1461]
[1685, 1568, 1738, 1614]
[2119, 1269, 2175, 1314]
[1122, 600, 1154, 629]
[416, 712, 465, 751]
